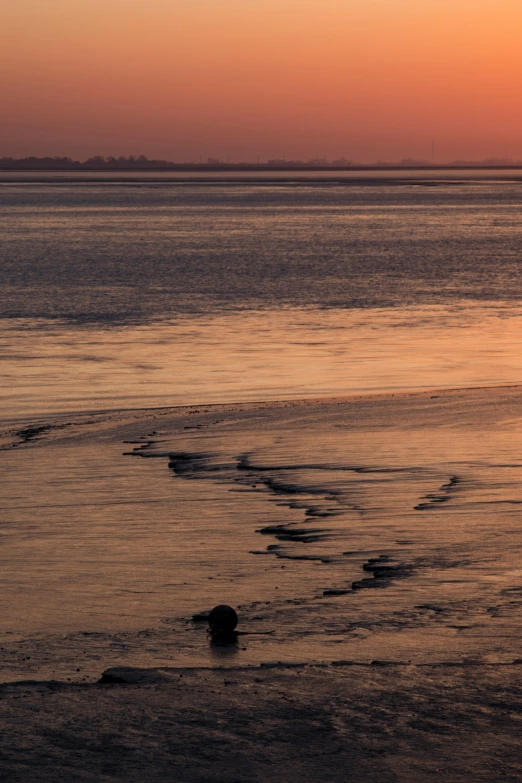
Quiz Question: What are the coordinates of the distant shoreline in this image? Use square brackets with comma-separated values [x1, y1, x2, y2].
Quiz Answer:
[2, 162, 522, 172]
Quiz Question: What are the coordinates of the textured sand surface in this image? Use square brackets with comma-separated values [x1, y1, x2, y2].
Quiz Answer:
[2, 386, 522, 779]
[2, 663, 522, 782]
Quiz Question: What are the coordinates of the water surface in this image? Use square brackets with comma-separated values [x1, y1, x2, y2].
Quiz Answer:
[2, 174, 522, 416]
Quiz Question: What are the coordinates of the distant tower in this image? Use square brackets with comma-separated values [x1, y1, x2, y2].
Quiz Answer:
[432, 140, 435, 164]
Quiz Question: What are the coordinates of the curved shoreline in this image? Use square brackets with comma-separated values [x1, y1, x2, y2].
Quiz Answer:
[2, 380, 522, 434]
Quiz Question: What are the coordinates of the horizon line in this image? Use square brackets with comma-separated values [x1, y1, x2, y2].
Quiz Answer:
[2, 154, 522, 172]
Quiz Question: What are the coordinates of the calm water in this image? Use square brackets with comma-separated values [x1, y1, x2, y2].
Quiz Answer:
[2, 172, 522, 417]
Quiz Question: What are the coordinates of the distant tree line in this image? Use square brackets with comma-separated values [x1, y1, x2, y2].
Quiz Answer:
[0, 155, 520, 171]
[0, 155, 192, 170]
[1, 155, 354, 171]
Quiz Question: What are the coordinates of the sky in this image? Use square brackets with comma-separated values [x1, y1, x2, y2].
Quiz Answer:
[1, 0, 521, 162]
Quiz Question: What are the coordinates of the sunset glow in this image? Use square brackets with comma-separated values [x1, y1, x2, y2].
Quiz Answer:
[2, 0, 522, 160]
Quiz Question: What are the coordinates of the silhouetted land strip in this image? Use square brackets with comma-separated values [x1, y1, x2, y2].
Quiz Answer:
[2, 156, 522, 171]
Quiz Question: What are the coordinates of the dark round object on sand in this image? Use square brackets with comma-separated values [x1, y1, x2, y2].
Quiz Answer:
[208, 605, 238, 635]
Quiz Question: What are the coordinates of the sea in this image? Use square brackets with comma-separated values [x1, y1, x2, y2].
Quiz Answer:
[2, 169, 522, 420]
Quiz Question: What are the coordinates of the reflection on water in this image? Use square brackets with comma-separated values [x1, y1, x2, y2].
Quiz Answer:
[1, 304, 522, 420]
[210, 635, 240, 660]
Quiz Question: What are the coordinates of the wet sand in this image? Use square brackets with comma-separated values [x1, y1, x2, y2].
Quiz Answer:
[3, 663, 522, 783]
[2, 386, 522, 779]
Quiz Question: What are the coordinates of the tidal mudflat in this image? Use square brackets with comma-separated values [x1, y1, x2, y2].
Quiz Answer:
[3, 173, 522, 780]
[2, 385, 522, 781]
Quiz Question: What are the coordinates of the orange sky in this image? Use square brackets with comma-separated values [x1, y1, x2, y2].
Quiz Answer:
[2, 0, 521, 161]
